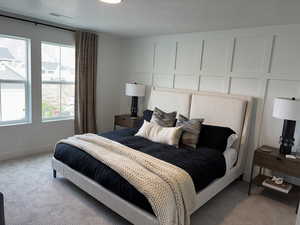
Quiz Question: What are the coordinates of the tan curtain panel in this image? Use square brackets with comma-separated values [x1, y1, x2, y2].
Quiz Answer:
[75, 31, 98, 134]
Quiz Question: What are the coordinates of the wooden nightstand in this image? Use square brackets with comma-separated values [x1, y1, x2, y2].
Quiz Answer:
[114, 114, 141, 130]
[248, 145, 300, 212]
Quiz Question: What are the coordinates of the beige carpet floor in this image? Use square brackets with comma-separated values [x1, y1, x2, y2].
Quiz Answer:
[0, 153, 297, 225]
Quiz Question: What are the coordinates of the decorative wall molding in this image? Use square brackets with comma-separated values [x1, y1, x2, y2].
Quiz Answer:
[120, 24, 300, 181]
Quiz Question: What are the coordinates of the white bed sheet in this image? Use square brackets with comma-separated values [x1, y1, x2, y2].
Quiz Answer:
[223, 148, 238, 171]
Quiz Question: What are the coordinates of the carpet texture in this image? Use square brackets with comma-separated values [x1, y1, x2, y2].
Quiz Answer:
[0, 153, 297, 225]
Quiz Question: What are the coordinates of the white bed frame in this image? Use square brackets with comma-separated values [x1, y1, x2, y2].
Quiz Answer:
[52, 88, 253, 225]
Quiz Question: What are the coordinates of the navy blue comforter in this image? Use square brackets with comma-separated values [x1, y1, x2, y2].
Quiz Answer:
[54, 128, 226, 213]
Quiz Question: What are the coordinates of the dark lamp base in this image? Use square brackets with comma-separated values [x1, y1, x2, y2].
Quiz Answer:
[279, 143, 293, 155]
[279, 119, 296, 155]
[130, 96, 138, 118]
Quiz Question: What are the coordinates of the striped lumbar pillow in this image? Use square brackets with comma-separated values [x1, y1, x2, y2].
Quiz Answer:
[150, 107, 177, 127]
[176, 114, 204, 149]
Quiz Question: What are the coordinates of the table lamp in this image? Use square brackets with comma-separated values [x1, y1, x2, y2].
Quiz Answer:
[125, 83, 145, 118]
[272, 97, 300, 154]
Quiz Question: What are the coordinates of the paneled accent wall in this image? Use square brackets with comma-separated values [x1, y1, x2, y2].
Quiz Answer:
[120, 24, 300, 181]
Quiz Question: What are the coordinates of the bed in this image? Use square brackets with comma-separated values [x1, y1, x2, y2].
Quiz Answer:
[52, 87, 253, 225]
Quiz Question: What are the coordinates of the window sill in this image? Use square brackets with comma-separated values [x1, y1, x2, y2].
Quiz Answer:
[0, 121, 32, 128]
[42, 117, 74, 124]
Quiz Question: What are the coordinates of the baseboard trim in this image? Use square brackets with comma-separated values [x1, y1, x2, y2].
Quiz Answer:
[0, 145, 53, 162]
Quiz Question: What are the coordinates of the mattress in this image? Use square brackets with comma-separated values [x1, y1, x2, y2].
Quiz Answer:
[54, 128, 226, 213]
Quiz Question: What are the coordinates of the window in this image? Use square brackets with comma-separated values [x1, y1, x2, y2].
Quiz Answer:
[0, 35, 30, 125]
[41, 43, 75, 121]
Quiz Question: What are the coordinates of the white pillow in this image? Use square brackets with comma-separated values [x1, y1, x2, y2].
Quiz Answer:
[226, 134, 238, 149]
[135, 120, 183, 147]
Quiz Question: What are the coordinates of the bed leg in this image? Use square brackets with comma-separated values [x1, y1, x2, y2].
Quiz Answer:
[53, 169, 57, 178]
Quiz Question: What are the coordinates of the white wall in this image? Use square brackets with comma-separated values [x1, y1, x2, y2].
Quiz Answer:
[120, 24, 300, 181]
[0, 17, 75, 161]
[0, 17, 122, 161]
[96, 33, 122, 132]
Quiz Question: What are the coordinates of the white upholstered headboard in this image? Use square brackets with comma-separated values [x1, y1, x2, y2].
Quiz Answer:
[190, 94, 247, 137]
[148, 89, 191, 117]
[147, 87, 253, 159]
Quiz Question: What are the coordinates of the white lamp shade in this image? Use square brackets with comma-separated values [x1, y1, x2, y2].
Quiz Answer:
[272, 97, 300, 121]
[125, 83, 146, 97]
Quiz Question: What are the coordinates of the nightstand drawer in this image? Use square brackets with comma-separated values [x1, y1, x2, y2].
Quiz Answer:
[114, 114, 141, 129]
[115, 117, 135, 127]
[254, 150, 300, 178]
[254, 152, 279, 168]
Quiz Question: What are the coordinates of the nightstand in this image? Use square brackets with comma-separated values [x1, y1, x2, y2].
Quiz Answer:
[114, 114, 141, 130]
[248, 145, 300, 212]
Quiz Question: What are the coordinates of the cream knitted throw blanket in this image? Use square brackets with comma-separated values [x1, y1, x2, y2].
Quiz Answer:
[58, 133, 196, 225]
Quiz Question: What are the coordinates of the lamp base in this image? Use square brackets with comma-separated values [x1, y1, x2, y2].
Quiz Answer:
[130, 96, 138, 118]
[279, 119, 296, 155]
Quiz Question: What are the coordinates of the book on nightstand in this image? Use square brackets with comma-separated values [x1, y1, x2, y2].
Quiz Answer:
[262, 178, 293, 194]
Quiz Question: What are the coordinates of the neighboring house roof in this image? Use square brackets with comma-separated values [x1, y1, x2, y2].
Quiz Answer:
[0, 63, 25, 81]
[42, 62, 74, 72]
[0, 47, 15, 61]
[61, 65, 75, 71]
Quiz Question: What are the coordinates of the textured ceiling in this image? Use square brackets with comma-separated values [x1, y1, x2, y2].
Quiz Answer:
[0, 0, 300, 37]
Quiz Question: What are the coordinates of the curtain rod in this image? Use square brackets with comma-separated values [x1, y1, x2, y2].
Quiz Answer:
[0, 14, 76, 33]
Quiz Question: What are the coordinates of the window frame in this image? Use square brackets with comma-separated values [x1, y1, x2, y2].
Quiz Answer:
[0, 34, 31, 127]
[41, 41, 75, 122]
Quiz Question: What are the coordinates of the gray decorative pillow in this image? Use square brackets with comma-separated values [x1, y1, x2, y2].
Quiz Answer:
[150, 107, 177, 127]
[176, 114, 204, 149]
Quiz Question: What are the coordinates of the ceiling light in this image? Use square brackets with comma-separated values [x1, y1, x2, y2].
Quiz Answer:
[99, 0, 122, 4]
